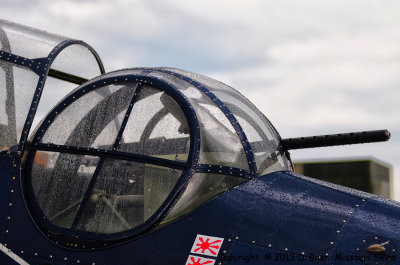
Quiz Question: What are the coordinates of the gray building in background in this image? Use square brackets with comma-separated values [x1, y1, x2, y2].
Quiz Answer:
[294, 157, 392, 199]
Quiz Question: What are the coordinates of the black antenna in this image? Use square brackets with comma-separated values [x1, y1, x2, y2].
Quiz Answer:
[282, 129, 391, 150]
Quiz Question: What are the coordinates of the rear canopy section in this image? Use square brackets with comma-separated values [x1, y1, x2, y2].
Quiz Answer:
[0, 19, 104, 154]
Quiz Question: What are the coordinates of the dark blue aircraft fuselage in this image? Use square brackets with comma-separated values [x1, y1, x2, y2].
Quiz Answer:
[0, 154, 399, 265]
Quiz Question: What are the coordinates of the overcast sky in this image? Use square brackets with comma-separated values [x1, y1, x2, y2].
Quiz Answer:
[1, 0, 399, 200]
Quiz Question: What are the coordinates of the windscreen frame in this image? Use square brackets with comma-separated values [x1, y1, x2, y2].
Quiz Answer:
[23, 73, 201, 248]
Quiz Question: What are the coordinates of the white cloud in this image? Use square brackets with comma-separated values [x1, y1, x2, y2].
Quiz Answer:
[46, 1, 109, 19]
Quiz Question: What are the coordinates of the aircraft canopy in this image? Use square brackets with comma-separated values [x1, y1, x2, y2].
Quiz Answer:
[24, 67, 292, 248]
[0, 19, 104, 154]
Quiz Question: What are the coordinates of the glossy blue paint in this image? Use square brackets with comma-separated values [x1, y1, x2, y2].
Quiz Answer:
[0, 156, 13, 243]
[0, 251, 20, 265]
[1, 165, 399, 264]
